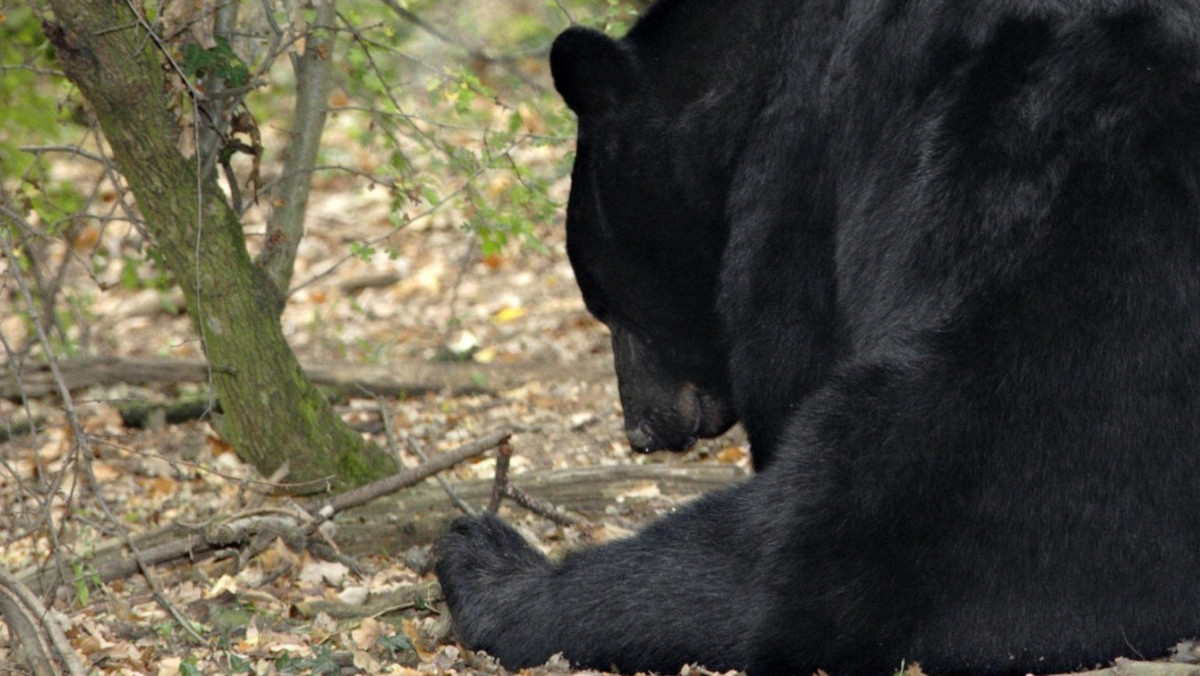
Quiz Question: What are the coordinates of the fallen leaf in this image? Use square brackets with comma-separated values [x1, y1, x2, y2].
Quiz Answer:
[354, 649, 384, 672]
[717, 446, 748, 464]
[207, 433, 235, 457]
[339, 585, 370, 606]
[240, 622, 260, 650]
[492, 305, 526, 323]
[351, 617, 382, 651]
[147, 476, 178, 498]
[207, 574, 238, 598]
[156, 656, 182, 676]
[89, 460, 121, 483]
[72, 224, 100, 251]
[312, 611, 339, 642]
[299, 560, 348, 587]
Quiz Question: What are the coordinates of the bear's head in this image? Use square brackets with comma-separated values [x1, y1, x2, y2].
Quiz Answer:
[550, 26, 737, 453]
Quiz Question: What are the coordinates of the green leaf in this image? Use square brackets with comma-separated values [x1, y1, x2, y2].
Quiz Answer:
[380, 632, 415, 660]
[348, 241, 376, 261]
[179, 657, 202, 676]
[182, 38, 250, 88]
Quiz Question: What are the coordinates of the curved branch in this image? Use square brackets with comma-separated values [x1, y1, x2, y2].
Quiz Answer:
[0, 552, 87, 676]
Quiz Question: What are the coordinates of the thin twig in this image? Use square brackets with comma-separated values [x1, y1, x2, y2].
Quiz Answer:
[552, 0, 575, 24]
[0, 200, 79, 595]
[0, 203, 50, 239]
[502, 484, 589, 529]
[487, 440, 512, 513]
[480, 437, 587, 528]
[2, 221, 205, 644]
[407, 437, 478, 517]
[310, 429, 510, 524]
[18, 145, 113, 166]
[377, 0, 529, 65]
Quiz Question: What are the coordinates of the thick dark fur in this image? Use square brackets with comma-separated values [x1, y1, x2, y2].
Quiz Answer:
[436, 1, 1200, 674]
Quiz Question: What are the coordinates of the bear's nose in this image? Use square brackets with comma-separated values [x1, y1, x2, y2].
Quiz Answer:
[625, 422, 658, 452]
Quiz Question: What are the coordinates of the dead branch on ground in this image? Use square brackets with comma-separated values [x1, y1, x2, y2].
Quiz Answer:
[16, 429, 515, 596]
[0, 566, 87, 676]
[16, 451, 744, 598]
[1, 355, 612, 401]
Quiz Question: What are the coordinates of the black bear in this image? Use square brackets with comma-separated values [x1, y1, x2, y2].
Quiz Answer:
[436, 1, 1200, 674]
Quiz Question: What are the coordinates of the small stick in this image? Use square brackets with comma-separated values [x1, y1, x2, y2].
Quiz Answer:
[407, 437, 477, 517]
[487, 440, 512, 513]
[502, 484, 589, 529]
[365, 386, 475, 515]
[313, 429, 510, 520]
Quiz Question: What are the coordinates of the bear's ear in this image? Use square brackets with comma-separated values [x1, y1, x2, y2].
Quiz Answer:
[551, 26, 637, 116]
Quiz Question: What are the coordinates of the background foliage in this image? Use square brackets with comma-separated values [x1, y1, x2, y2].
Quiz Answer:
[0, 0, 643, 363]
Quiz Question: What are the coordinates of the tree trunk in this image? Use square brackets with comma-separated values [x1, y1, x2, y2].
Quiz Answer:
[40, 1, 396, 492]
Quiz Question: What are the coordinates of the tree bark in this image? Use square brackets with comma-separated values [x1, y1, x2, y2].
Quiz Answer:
[40, 1, 396, 492]
[257, 0, 336, 298]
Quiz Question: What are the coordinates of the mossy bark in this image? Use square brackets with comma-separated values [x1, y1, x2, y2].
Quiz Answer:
[42, 1, 396, 492]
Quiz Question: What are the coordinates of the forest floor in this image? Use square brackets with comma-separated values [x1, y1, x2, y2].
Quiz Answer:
[0, 151, 754, 675]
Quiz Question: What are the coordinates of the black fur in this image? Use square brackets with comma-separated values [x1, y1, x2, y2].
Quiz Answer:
[436, 1, 1200, 673]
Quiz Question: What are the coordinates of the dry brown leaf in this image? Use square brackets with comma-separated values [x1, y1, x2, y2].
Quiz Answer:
[207, 574, 239, 598]
[239, 622, 260, 652]
[716, 445, 748, 464]
[402, 618, 438, 661]
[312, 611, 339, 642]
[260, 537, 301, 575]
[351, 616, 383, 651]
[156, 656, 183, 676]
[146, 476, 178, 498]
[90, 460, 120, 483]
[71, 224, 100, 251]
[353, 649, 384, 672]
[207, 433, 235, 457]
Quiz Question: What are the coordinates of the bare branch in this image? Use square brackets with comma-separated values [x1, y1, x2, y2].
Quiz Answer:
[0, 566, 87, 676]
[502, 483, 591, 529]
[256, 0, 337, 306]
[487, 440, 512, 513]
[18, 145, 113, 166]
[408, 436, 479, 517]
[312, 429, 512, 521]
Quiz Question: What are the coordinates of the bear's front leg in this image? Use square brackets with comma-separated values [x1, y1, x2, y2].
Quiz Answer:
[435, 514, 560, 668]
[436, 484, 769, 674]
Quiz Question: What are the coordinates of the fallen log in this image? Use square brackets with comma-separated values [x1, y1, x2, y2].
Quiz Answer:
[1, 355, 613, 401]
[335, 462, 746, 557]
[16, 461, 744, 597]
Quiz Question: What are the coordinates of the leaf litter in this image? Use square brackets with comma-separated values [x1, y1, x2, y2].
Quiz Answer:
[0, 4, 753, 670]
[0, 122, 751, 676]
